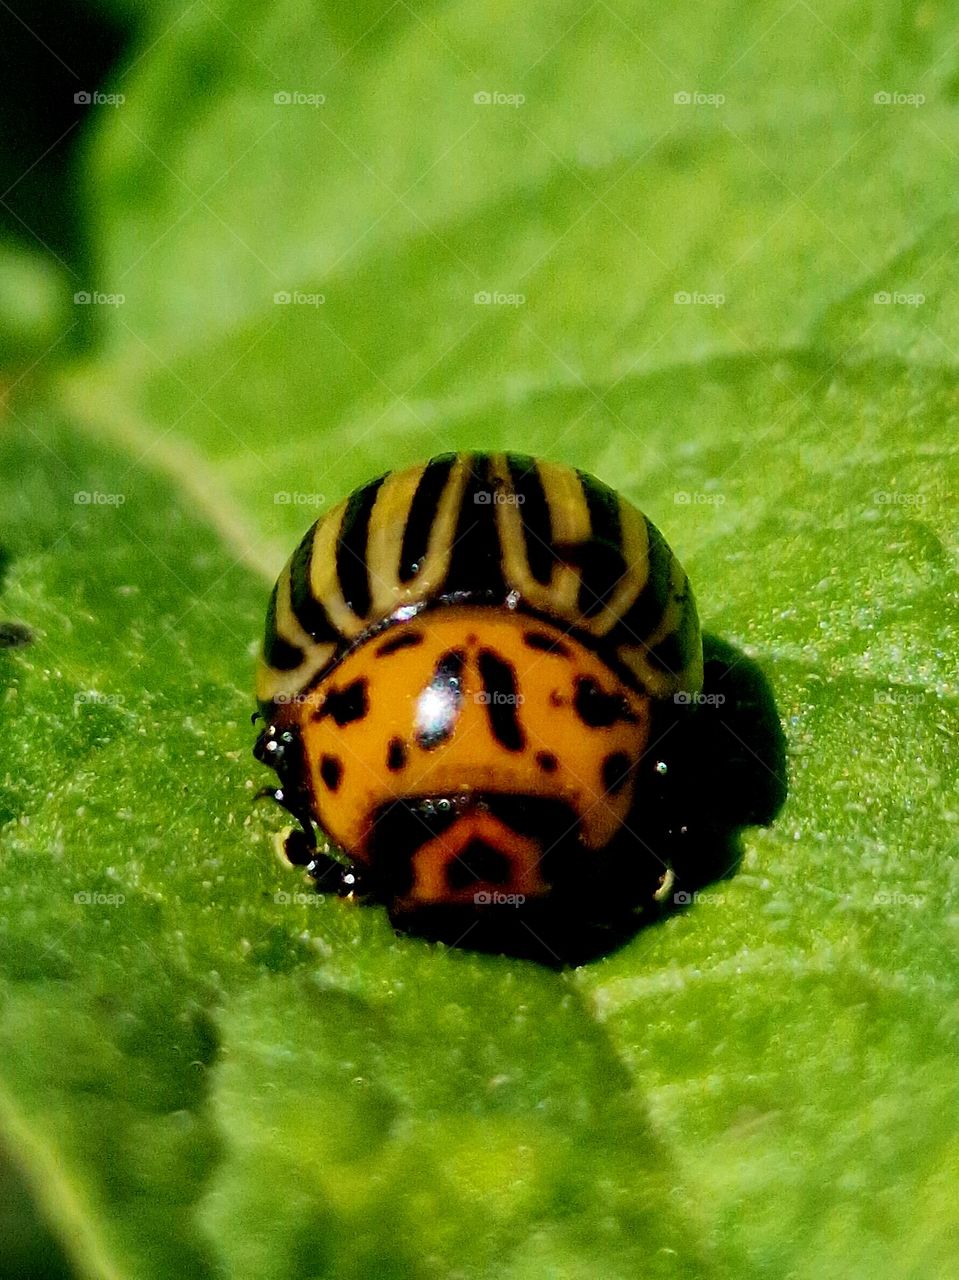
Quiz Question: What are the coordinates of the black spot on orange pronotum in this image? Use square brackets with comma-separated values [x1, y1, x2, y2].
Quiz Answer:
[415, 650, 466, 749]
[523, 630, 571, 657]
[314, 678, 369, 726]
[478, 648, 525, 751]
[573, 675, 636, 728]
[602, 751, 632, 795]
[375, 630, 424, 657]
[386, 737, 407, 772]
[536, 751, 559, 772]
[320, 754, 343, 791]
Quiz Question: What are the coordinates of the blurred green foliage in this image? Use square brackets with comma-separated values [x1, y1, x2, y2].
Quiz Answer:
[1, 2, 958, 1278]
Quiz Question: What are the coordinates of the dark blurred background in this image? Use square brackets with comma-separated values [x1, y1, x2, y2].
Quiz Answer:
[1, 9, 134, 1275]
[0, 2, 130, 275]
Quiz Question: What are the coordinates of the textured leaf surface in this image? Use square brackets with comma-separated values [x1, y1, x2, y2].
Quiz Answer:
[2, 1, 958, 1277]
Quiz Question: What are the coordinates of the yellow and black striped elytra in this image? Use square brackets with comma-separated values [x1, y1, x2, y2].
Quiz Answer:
[254, 452, 716, 961]
[258, 453, 702, 710]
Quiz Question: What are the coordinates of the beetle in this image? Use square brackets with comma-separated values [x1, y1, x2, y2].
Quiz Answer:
[253, 452, 718, 962]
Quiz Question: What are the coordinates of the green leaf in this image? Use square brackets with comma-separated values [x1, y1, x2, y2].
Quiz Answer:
[0, 242, 70, 372]
[3, 0, 958, 1277]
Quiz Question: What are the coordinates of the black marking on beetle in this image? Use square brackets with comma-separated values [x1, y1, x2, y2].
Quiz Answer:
[282, 827, 316, 866]
[444, 454, 507, 600]
[536, 751, 559, 773]
[610, 515, 673, 647]
[288, 522, 340, 644]
[478, 648, 525, 751]
[386, 737, 407, 772]
[370, 798, 462, 896]
[573, 675, 637, 728]
[314, 678, 369, 726]
[262, 579, 305, 671]
[375, 630, 424, 657]
[549, 689, 564, 708]
[252, 722, 317, 852]
[507, 453, 555, 586]
[415, 649, 466, 749]
[576, 470, 628, 618]
[446, 840, 512, 890]
[602, 751, 632, 795]
[319, 754, 343, 791]
[336, 475, 386, 619]
[523, 630, 571, 657]
[399, 454, 456, 583]
[647, 582, 697, 677]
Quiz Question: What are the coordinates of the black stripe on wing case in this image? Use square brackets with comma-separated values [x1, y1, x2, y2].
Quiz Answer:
[646, 583, 697, 676]
[443, 454, 507, 599]
[263, 580, 304, 670]
[576, 471, 628, 618]
[289, 522, 341, 643]
[610, 516, 673, 647]
[398, 454, 456, 583]
[336, 475, 386, 619]
[506, 454, 555, 586]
